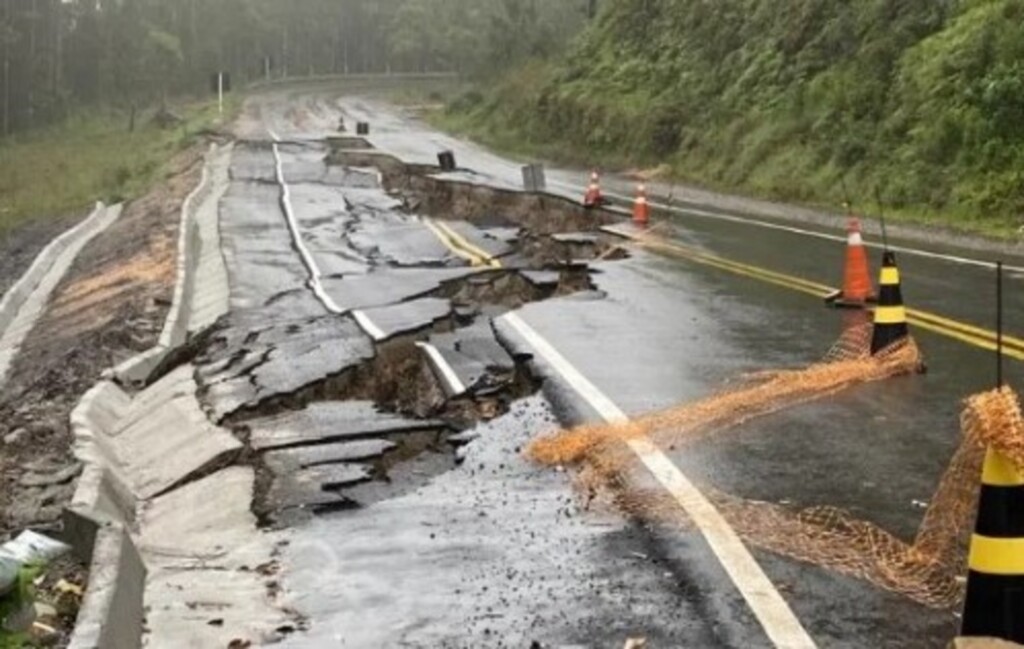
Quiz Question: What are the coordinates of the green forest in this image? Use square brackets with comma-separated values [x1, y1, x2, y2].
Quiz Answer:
[0, 0, 588, 231]
[0, 0, 589, 137]
[6, 0, 1024, 233]
[449, 0, 1024, 233]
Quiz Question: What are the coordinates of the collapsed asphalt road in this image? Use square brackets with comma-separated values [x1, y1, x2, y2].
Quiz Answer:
[177, 80, 1024, 648]
[197, 128, 625, 532]
[7, 78, 1012, 647]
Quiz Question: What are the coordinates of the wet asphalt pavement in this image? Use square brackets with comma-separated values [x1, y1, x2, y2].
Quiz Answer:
[205, 80, 1022, 647]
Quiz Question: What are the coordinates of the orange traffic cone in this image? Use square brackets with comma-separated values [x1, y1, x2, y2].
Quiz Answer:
[633, 183, 650, 226]
[583, 171, 603, 208]
[826, 217, 875, 308]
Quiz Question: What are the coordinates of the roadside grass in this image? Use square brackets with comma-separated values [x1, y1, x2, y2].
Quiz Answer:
[0, 563, 44, 648]
[428, 105, 1024, 242]
[0, 96, 239, 236]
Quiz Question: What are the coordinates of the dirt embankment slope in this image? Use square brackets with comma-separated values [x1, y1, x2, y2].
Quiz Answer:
[0, 144, 206, 539]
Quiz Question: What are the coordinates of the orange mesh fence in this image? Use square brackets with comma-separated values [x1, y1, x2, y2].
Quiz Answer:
[526, 327, 1023, 610]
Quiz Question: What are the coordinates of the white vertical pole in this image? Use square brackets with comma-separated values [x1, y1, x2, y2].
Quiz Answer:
[218, 72, 224, 116]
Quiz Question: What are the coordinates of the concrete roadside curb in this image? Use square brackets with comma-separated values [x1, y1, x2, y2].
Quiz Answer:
[0, 202, 103, 334]
[64, 515, 144, 649]
[67, 140, 289, 647]
[65, 147, 223, 648]
[64, 381, 144, 649]
[0, 202, 123, 387]
[111, 143, 232, 386]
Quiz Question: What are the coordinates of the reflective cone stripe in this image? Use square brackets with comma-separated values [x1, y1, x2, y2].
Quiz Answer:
[840, 218, 874, 304]
[633, 184, 650, 225]
[961, 447, 1024, 641]
[870, 251, 909, 354]
[874, 306, 907, 324]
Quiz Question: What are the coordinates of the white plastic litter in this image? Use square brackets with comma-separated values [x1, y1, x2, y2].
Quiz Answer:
[1, 531, 70, 565]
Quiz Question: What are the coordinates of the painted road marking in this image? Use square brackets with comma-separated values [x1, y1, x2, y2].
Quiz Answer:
[500, 312, 817, 649]
[433, 221, 503, 269]
[268, 128, 343, 315]
[550, 178, 1024, 274]
[422, 219, 481, 266]
[423, 218, 502, 268]
[352, 310, 386, 341]
[609, 227, 1024, 361]
[414, 342, 467, 396]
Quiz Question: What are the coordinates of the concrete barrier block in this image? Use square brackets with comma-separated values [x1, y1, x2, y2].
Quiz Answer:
[66, 521, 145, 649]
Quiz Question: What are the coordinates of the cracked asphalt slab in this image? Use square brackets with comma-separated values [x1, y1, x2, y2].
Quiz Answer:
[175, 81, 1016, 647]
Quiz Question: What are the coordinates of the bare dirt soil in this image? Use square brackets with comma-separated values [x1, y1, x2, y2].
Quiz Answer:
[0, 144, 205, 540]
[0, 211, 86, 298]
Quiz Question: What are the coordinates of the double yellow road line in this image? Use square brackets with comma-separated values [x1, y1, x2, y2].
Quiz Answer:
[423, 218, 503, 269]
[627, 231, 1024, 361]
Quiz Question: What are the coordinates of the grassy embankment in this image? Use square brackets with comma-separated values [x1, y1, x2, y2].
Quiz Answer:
[0, 97, 239, 236]
[435, 0, 1024, 239]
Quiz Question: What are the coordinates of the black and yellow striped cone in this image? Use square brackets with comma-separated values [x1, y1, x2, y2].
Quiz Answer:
[961, 447, 1024, 641]
[870, 251, 909, 354]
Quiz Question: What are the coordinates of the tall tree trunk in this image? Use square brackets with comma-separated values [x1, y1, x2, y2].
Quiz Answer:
[3, 0, 10, 137]
[52, 0, 61, 96]
[27, 0, 35, 128]
[282, 26, 288, 77]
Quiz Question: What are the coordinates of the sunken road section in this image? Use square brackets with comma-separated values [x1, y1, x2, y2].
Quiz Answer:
[192, 134, 629, 526]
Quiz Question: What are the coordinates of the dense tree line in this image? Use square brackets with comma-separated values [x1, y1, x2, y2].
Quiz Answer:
[0, 0, 588, 138]
[454, 0, 1024, 225]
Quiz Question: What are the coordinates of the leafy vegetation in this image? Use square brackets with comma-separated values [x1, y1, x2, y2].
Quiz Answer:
[387, 0, 589, 78]
[0, 562, 43, 648]
[0, 98, 233, 234]
[446, 0, 1024, 235]
[0, 0, 585, 229]
[1, 1, 587, 137]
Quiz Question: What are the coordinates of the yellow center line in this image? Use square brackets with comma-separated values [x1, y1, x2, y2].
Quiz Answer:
[624, 232, 1024, 358]
[423, 218, 502, 268]
[433, 221, 503, 269]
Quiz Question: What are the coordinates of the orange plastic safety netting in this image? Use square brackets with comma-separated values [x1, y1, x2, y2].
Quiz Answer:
[526, 325, 1022, 610]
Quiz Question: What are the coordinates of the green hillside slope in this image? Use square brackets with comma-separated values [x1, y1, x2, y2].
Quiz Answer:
[446, 0, 1024, 234]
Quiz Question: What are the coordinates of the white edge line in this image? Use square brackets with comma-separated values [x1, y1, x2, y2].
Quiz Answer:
[268, 128, 344, 315]
[352, 310, 386, 342]
[414, 342, 467, 397]
[499, 311, 817, 649]
[549, 179, 1024, 273]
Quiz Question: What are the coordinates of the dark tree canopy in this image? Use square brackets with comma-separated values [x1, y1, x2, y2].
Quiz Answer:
[0, 0, 587, 137]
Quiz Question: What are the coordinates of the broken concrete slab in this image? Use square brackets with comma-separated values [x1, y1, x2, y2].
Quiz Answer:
[520, 269, 562, 288]
[293, 463, 370, 490]
[442, 220, 515, 259]
[103, 365, 242, 500]
[265, 464, 372, 511]
[320, 267, 481, 311]
[551, 232, 601, 245]
[263, 439, 396, 472]
[139, 467, 264, 564]
[139, 468, 292, 649]
[248, 401, 444, 451]
[348, 218, 456, 267]
[353, 297, 452, 341]
[422, 318, 516, 397]
[197, 315, 375, 421]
